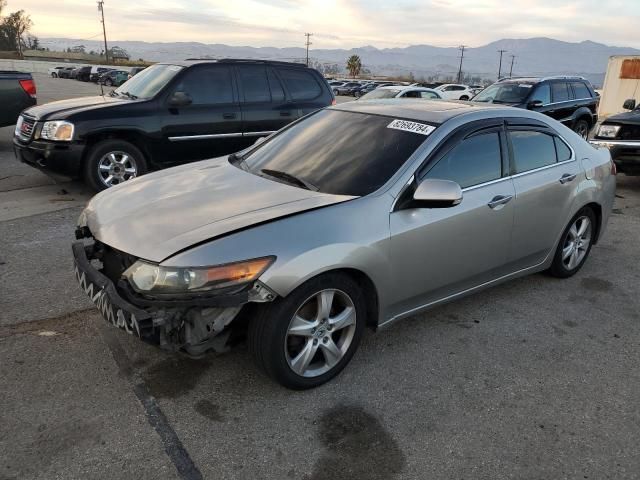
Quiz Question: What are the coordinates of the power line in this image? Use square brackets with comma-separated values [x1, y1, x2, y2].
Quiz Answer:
[497, 49, 507, 79]
[456, 45, 467, 83]
[97, 1, 109, 64]
[304, 33, 313, 67]
[509, 54, 516, 77]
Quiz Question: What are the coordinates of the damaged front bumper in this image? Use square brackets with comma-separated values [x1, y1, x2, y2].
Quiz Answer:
[72, 241, 275, 356]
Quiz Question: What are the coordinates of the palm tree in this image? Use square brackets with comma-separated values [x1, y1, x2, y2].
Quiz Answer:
[346, 55, 362, 78]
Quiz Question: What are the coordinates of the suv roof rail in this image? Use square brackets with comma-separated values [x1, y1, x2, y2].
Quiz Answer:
[539, 75, 588, 81]
[183, 58, 306, 67]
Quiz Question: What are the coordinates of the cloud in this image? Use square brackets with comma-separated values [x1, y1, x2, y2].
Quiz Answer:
[10, 0, 640, 49]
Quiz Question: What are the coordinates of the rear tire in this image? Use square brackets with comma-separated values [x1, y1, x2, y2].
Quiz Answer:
[51, 73, 57, 78]
[83, 139, 148, 191]
[248, 272, 366, 389]
[548, 207, 596, 278]
[573, 119, 590, 139]
[460, 95, 470, 100]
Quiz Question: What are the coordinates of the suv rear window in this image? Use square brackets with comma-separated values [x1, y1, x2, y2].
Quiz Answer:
[277, 68, 322, 101]
[242, 109, 430, 196]
[570, 81, 592, 99]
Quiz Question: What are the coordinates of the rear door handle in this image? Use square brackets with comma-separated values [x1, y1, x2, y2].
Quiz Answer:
[223, 112, 236, 119]
[280, 111, 292, 117]
[488, 195, 513, 209]
[559, 173, 577, 184]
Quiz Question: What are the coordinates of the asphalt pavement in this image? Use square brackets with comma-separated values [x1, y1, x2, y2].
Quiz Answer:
[1, 73, 639, 480]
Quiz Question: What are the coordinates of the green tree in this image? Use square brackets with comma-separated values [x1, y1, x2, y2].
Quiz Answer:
[346, 55, 362, 78]
[0, 10, 32, 53]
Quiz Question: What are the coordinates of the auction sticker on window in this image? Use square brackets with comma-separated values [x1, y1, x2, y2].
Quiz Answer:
[387, 119, 435, 136]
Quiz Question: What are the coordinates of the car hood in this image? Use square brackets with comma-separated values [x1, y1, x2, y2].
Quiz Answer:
[81, 158, 355, 263]
[23, 95, 129, 121]
[603, 109, 640, 126]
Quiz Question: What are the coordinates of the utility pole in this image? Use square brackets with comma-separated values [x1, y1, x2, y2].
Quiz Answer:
[456, 45, 466, 83]
[97, 1, 109, 64]
[497, 49, 507, 79]
[509, 54, 516, 77]
[304, 33, 313, 67]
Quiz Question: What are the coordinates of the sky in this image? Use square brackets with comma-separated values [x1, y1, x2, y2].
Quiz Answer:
[8, 0, 640, 49]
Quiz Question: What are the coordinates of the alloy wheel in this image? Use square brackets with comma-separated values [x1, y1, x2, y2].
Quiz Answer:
[284, 289, 357, 378]
[97, 151, 138, 187]
[575, 122, 589, 139]
[562, 215, 592, 270]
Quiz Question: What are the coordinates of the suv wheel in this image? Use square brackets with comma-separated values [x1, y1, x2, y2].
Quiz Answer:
[548, 207, 596, 278]
[105, 78, 113, 86]
[573, 119, 590, 139]
[84, 139, 148, 191]
[459, 95, 470, 100]
[248, 272, 366, 389]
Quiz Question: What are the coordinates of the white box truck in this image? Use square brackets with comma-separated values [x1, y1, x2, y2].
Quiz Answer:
[598, 55, 640, 119]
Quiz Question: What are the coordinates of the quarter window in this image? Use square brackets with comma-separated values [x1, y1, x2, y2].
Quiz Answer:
[551, 82, 570, 102]
[278, 69, 322, 101]
[238, 65, 271, 103]
[425, 132, 503, 188]
[510, 130, 557, 174]
[554, 136, 572, 162]
[173, 66, 234, 104]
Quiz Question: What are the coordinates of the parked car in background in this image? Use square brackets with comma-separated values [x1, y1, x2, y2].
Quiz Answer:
[473, 76, 599, 138]
[128, 67, 146, 79]
[591, 97, 640, 175]
[14, 59, 335, 190]
[434, 84, 475, 100]
[0, 71, 36, 127]
[90, 67, 115, 82]
[328, 81, 345, 87]
[98, 69, 129, 87]
[333, 82, 362, 96]
[352, 83, 377, 98]
[359, 85, 442, 101]
[57, 67, 76, 79]
[75, 66, 92, 82]
[48, 66, 66, 78]
[71, 100, 615, 389]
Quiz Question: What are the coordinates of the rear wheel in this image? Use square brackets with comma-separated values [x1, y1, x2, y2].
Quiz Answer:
[248, 272, 366, 389]
[105, 78, 113, 86]
[51, 73, 57, 78]
[548, 207, 596, 278]
[573, 119, 590, 139]
[84, 139, 147, 191]
[460, 95, 470, 100]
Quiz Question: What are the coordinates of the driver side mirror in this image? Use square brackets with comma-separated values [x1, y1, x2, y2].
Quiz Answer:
[168, 91, 192, 108]
[413, 179, 463, 208]
[623, 98, 637, 110]
[527, 100, 544, 109]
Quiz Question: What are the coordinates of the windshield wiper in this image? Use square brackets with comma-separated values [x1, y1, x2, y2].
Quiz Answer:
[260, 169, 318, 191]
[108, 90, 118, 97]
[119, 91, 138, 100]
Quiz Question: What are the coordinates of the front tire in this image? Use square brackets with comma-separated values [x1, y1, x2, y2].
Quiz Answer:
[248, 272, 366, 389]
[83, 139, 148, 191]
[105, 78, 113, 86]
[548, 207, 596, 278]
[460, 95, 470, 100]
[573, 119, 590, 139]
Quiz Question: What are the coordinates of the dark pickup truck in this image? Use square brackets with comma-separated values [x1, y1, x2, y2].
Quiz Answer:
[0, 71, 37, 127]
[591, 98, 640, 175]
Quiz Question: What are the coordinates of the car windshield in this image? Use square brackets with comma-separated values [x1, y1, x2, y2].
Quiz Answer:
[113, 64, 184, 99]
[360, 89, 401, 100]
[240, 109, 432, 196]
[473, 83, 533, 103]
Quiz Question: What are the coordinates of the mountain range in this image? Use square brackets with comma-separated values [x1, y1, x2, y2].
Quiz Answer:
[40, 37, 640, 86]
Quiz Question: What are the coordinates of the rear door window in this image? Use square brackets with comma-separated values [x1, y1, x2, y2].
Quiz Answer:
[551, 82, 570, 102]
[420, 91, 440, 99]
[278, 69, 322, 100]
[570, 81, 592, 99]
[173, 66, 234, 104]
[510, 130, 557, 173]
[237, 65, 271, 103]
[425, 132, 503, 188]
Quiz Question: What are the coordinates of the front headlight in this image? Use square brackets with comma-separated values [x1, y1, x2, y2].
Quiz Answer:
[597, 124, 621, 139]
[40, 121, 74, 141]
[123, 257, 275, 294]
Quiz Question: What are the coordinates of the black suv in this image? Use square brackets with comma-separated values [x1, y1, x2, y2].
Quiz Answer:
[13, 59, 334, 189]
[591, 98, 640, 175]
[473, 76, 599, 138]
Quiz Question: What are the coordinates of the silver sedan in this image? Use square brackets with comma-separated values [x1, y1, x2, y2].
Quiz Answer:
[73, 100, 616, 389]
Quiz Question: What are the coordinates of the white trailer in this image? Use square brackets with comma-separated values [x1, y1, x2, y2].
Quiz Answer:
[598, 55, 640, 120]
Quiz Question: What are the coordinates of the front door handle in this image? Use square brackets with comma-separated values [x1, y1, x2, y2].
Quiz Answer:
[222, 112, 236, 119]
[559, 173, 577, 184]
[488, 195, 513, 209]
[280, 111, 292, 117]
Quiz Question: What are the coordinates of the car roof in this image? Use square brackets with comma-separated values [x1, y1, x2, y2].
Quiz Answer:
[163, 59, 310, 68]
[377, 86, 438, 92]
[499, 76, 588, 84]
[331, 99, 500, 124]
